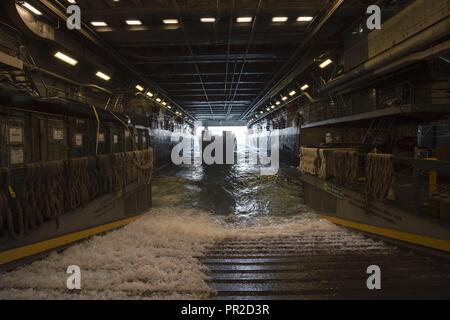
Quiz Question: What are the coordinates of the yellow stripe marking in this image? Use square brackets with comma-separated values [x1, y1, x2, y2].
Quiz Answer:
[0, 215, 142, 265]
[323, 215, 450, 253]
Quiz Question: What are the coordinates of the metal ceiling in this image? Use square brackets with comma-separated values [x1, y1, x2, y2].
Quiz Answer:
[56, 0, 369, 120]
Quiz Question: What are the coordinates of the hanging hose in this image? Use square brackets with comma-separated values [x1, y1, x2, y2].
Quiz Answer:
[98, 154, 114, 194]
[133, 148, 154, 186]
[366, 153, 395, 202]
[0, 176, 10, 242]
[0, 168, 25, 240]
[112, 153, 127, 197]
[333, 150, 359, 187]
[0, 148, 154, 241]
[22, 164, 44, 233]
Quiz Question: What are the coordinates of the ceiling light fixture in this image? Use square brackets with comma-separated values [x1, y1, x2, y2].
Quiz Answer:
[282, 96, 288, 101]
[54, 51, 78, 66]
[272, 17, 288, 22]
[237, 17, 252, 23]
[297, 16, 313, 22]
[289, 90, 296, 96]
[146, 91, 154, 97]
[135, 85, 144, 91]
[22, 2, 43, 15]
[126, 20, 142, 25]
[91, 21, 108, 27]
[95, 71, 111, 81]
[319, 59, 333, 69]
[201, 17, 216, 23]
[301, 84, 310, 91]
[163, 19, 179, 24]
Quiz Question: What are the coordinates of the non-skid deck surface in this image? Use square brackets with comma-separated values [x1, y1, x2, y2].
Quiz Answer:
[202, 235, 450, 300]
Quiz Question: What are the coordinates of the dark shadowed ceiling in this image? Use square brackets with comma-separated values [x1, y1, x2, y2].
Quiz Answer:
[35, 0, 372, 120]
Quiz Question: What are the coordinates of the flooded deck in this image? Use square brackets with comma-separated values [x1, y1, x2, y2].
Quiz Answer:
[1, 157, 449, 299]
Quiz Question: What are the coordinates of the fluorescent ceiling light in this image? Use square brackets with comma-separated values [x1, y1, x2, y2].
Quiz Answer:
[275, 101, 280, 105]
[23, 2, 42, 15]
[260, 111, 263, 114]
[282, 96, 288, 101]
[319, 59, 333, 69]
[266, 107, 270, 111]
[67, 0, 76, 4]
[167, 105, 172, 109]
[201, 17, 216, 23]
[146, 91, 154, 97]
[297, 16, 313, 22]
[272, 17, 288, 22]
[95, 71, 111, 81]
[271, 105, 275, 109]
[91, 21, 108, 27]
[237, 17, 252, 23]
[289, 90, 296, 96]
[54, 51, 78, 66]
[135, 85, 144, 91]
[301, 84, 309, 91]
[156, 98, 162, 102]
[162, 101, 167, 106]
[163, 19, 179, 24]
[126, 20, 142, 25]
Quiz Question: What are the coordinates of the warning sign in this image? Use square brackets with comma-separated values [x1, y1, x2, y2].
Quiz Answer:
[52, 128, 64, 141]
[8, 127, 23, 144]
[10, 148, 24, 165]
[73, 134, 83, 147]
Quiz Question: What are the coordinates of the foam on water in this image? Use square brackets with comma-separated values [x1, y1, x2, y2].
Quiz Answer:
[0, 207, 391, 300]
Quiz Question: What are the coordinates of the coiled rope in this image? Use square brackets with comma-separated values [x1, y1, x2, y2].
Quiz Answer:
[365, 153, 395, 202]
[0, 149, 154, 242]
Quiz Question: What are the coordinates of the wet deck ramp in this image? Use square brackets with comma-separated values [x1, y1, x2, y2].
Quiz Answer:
[202, 233, 450, 300]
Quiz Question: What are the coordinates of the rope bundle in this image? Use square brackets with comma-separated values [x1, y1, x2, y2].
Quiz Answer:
[333, 150, 359, 186]
[0, 148, 154, 242]
[133, 148, 154, 186]
[98, 154, 114, 194]
[318, 149, 335, 179]
[366, 153, 395, 202]
[299, 147, 319, 176]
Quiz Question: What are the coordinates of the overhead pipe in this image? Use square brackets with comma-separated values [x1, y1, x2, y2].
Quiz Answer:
[23, 0, 195, 121]
[318, 16, 450, 94]
[226, 0, 262, 118]
[174, 1, 215, 119]
[24, 63, 113, 95]
[0, 83, 127, 124]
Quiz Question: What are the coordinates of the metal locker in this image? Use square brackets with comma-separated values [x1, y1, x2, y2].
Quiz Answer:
[110, 125, 124, 153]
[68, 118, 88, 158]
[0, 115, 30, 167]
[40, 117, 68, 161]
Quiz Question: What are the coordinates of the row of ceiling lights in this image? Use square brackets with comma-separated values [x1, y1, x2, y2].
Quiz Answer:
[22, 2, 189, 121]
[248, 58, 333, 125]
[134, 85, 185, 118]
[23, 2, 314, 26]
[54, 49, 185, 119]
[54, 50, 186, 118]
[90, 16, 314, 27]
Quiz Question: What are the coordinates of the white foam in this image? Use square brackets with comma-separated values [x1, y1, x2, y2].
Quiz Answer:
[0, 208, 391, 300]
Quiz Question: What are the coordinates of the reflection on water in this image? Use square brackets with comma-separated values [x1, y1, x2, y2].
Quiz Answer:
[152, 150, 310, 221]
